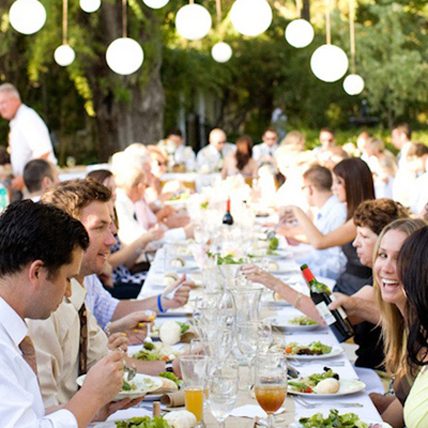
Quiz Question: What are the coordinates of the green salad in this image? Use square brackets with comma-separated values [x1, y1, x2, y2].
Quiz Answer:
[289, 367, 339, 393]
[159, 371, 182, 387]
[289, 316, 318, 326]
[122, 380, 137, 391]
[267, 236, 279, 255]
[299, 409, 368, 428]
[284, 341, 332, 356]
[115, 416, 171, 428]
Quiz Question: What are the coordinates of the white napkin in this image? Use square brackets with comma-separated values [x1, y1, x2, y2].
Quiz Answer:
[230, 404, 267, 418]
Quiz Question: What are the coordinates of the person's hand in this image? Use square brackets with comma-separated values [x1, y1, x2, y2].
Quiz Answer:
[162, 274, 191, 310]
[172, 358, 182, 378]
[280, 205, 300, 225]
[240, 264, 278, 290]
[107, 333, 128, 353]
[328, 292, 357, 317]
[110, 310, 156, 344]
[82, 351, 123, 406]
[369, 392, 395, 414]
[99, 261, 114, 288]
[93, 398, 144, 421]
[144, 225, 165, 243]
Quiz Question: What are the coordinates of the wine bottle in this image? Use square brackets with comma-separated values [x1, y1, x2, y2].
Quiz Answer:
[222, 198, 234, 225]
[300, 264, 354, 343]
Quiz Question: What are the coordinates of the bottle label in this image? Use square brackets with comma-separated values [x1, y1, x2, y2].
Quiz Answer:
[330, 295, 348, 319]
[315, 302, 336, 326]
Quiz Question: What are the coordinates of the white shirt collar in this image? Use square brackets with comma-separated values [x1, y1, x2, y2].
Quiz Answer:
[0, 296, 28, 348]
[69, 278, 86, 311]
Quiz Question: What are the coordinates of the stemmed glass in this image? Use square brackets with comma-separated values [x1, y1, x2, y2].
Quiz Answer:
[254, 352, 287, 428]
[208, 359, 239, 428]
[235, 321, 258, 390]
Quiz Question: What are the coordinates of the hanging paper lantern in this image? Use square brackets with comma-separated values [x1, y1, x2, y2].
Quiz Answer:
[54, 44, 76, 66]
[106, 37, 144, 75]
[285, 19, 314, 48]
[310, 44, 349, 82]
[9, 0, 46, 35]
[175, 4, 212, 41]
[343, 74, 365, 95]
[211, 42, 232, 63]
[230, 0, 272, 37]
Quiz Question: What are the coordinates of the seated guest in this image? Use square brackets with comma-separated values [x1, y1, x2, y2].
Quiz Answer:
[196, 128, 235, 174]
[252, 128, 279, 167]
[30, 179, 188, 406]
[285, 165, 347, 280]
[87, 169, 164, 299]
[244, 198, 410, 370]
[221, 135, 258, 180]
[400, 226, 428, 428]
[0, 200, 124, 426]
[23, 159, 59, 201]
[313, 127, 348, 168]
[157, 128, 195, 172]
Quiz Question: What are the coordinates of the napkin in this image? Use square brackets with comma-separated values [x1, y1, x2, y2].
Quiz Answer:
[161, 390, 185, 407]
[230, 405, 267, 418]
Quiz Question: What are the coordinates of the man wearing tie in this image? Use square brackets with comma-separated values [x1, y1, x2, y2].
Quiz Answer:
[252, 128, 279, 167]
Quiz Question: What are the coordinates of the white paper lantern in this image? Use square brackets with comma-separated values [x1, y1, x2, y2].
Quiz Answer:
[9, 0, 46, 35]
[230, 0, 272, 37]
[106, 37, 144, 75]
[285, 19, 314, 48]
[211, 42, 232, 63]
[175, 4, 212, 41]
[343, 73, 365, 95]
[310, 44, 349, 83]
[79, 0, 101, 13]
[143, 0, 169, 9]
[54, 44, 76, 67]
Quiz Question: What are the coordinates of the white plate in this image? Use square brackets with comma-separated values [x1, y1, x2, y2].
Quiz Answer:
[290, 419, 391, 428]
[289, 379, 366, 397]
[285, 346, 343, 360]
[77, 373, 163, 401]
[268, 316, 320, 331]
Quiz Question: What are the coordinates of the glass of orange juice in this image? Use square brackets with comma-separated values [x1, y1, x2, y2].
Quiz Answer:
[255, 351, 287, 428]
[179, 355, 208, 425]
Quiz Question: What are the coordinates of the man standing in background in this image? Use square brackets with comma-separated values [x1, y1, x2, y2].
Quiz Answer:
[0, 83, 57, 192]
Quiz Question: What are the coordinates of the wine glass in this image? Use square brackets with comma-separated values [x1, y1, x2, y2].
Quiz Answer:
[208, 359, 239, 428]
[254, 352, 287, 428]
[257, 320, 273, 352]
[235, 321, 258, 390]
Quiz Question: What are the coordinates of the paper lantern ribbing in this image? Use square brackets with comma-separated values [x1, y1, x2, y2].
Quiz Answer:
[143, 0, 169, 9]
[54, 44, 76, 67]
[285, 19, 314, 48]
[211, 42, 232, 63]
[310, 44, 349, 83]
[80, 0, 101, 13]
[230, 0, 272, 37]
[175, 4, 212, 41]
[106, 37, 144, 75]
[9, 0, 46, 35]
[343, 74, 365, 95]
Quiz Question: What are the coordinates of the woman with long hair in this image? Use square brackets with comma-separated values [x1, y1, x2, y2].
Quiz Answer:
[398, 226, 428, 428]
[221, 135, 258, 179]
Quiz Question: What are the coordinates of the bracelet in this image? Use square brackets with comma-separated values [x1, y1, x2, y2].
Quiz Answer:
[157, 294, 166, 313]
[165, 361, 174, 373]
[294, 293, 303, 309]
[105, 322, 112, 337]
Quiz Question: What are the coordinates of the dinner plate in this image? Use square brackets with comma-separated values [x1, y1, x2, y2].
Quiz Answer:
[290, 418, 391, 428]
[285, 346, 343, 360]
[77, 373, 163, 401]
[289, 379, 366, 397]
[268, 316, 320, 331]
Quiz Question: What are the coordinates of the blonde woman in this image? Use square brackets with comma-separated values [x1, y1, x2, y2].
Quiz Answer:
[371, 218, 426, 428]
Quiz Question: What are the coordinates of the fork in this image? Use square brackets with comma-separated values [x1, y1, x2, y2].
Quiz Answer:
[124, 362, 137, 382]
[293, 396, 363, 409]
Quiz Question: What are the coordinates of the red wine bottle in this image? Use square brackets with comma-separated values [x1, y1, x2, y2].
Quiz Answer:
[222, 198, 234, 225]
[300, 264, 354, 343]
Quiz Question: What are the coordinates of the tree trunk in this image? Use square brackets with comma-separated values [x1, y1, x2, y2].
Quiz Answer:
[87, 3, 165, 161]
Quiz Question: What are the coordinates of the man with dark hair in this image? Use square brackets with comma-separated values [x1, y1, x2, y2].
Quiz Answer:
[23, 159, 59, 201]
[284, 165, 347, 279]
[158, 128, 196, 171]
[29, 179, 188, 406]
[253, 128, 279, 166]
[0, 200, 124, 426]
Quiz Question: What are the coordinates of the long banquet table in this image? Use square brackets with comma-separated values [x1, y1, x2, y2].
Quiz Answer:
[129, 243, 385, 427]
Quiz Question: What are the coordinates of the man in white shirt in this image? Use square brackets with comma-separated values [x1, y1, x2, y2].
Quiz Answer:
[283, 165, 347, 279]
[391, 122, 413, 168]
[196, 128, 235, 173]
[0, 83, 57, 191]
[0, 200, 124, 427]
[252, 128, 279, 166]
[158, 128, 196, 171]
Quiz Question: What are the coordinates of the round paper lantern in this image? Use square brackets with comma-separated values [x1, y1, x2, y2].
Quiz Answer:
[310, 44, 349, 82]
[343, 74, 365, 95]
[106, 37, 144, 75]
[175, 4, 212, 41]
[211, 42, 232, 63]
[79, 0, 101, 13]
[285, 19, 314, 48]
[54, 44, 76, 67]
[9, 0, 46, 35]
[143, 0, 169, 9]
[230, 0, 272, 37]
